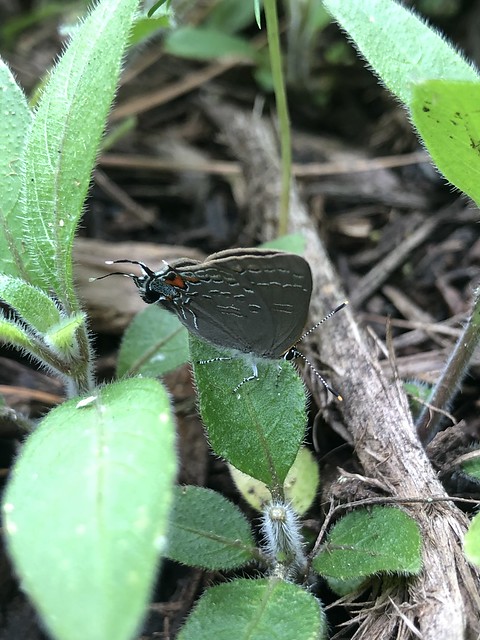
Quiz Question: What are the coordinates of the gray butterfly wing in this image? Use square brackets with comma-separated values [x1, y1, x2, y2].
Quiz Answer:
[172, 250, 312, 358]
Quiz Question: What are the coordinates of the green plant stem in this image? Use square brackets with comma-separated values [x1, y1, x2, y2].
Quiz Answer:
[263, 0, 292, 237]
[71, 323, 95, 396]
[416, 287, 480, 445]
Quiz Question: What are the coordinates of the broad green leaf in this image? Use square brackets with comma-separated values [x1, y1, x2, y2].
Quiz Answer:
[313, 506, 422, 580]
[323, 0, 478, 106]
[0, 60, 31, 279]
[230, 447, 320, 515]
[22, 0, 140, 309]
[190, 335, 307, 487]
[164, 27, 257, 61]
[0, 275, 62, 334]
[166, 486, 256, 570]
[116, 306, 189, 378]
[178, 578, 327, 640]
[465, 513, 480, 567]
[411, 80, 480, 206]
[2, 378, 177, 640]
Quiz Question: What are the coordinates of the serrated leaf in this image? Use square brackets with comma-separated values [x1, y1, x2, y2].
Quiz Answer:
[313, 507, 422, 580]
[164, 26, 256, 61]
[411, 80, 480, 206]
[0, 59, 32, 279]
[465, 512, 480, 567]
[0, 275, 62, 333]
[178, 578, 327, 640]
[22, 0, 140, 309]
[190, 335, 307, 487]
[2, 377, 177, 640]
[230, 447, 320, 515]
[116, 306, 189, 378]
[323, 0, 478, 106]
[166, 486, 256, 570]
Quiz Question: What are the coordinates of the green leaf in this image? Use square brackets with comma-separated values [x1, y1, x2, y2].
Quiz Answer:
[261, 233, 307, 255]
[230, 447, 320, 515]
[178, 578, 327, 640]
[147, 0, 170, 18]
[44, 312, 85, 359]
[164, 26, 257, 61]
[465, 512, 480, 567]
[205, 0, 255, 34]
[0, 315, 36, 351]
[404, 378, 434, 418]
[129, 15, 171, 47]
[254, 0, 262, 29]
[313, 506, 422, 580]
[2, 378, 177, 640]
[190, 335, 307, 487]
[323, 0, 478, 106]
[461, 453, 480, 481]
[324, 575, 367, 597]
[166, 486, 256, 570]
[0, 59, 32, 280]
[116, 306, 189, 378]
[22, 0, 140, 309]
[411, 79, 480, 206]
[0, 275, 62, 334]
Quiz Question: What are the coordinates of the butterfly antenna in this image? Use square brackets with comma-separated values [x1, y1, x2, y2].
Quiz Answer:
[106, 259, 155, 276]
[88, 260, 155, 283]
[293, 350, 343, 401]
[299, 301, 348, 342]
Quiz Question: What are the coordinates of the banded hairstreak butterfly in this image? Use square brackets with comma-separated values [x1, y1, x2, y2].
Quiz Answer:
[94, 249, 347, 398]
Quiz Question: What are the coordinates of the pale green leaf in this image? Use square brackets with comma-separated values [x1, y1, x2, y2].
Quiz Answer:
[0, 275, 62, 333]
[0, 315, 36, 350]
[23, 0, 140, 309]
[0, 59, 31, 279]
[3, 378, 177, 640]
[411, 79, 480, 207]
[230, 447, 320, 515]
[323, 0, 477, 106]
[465, 512, 480, 567]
